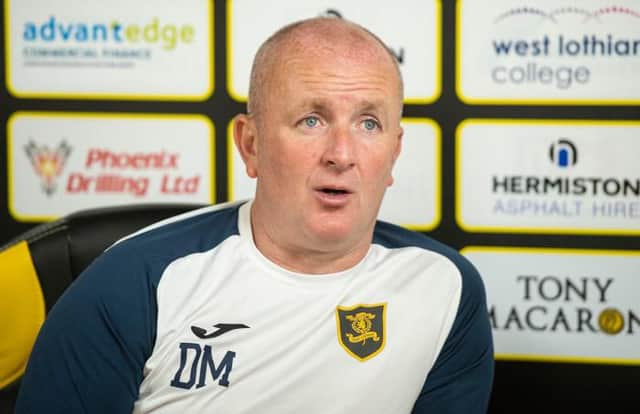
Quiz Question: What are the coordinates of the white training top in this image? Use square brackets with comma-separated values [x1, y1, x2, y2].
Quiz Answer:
[17, 200, 494, 414]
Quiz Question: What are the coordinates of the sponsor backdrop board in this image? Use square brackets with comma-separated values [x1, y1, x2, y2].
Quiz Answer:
[456, 119, 640, 234]
[1, 1, 639, 412]
[5, 0, 213, 100]
[463, 247, 640, 364]
[457, 0, 640, 104]
[228, 0, 441, 104]
[229, 118, 441, 231]
[8, 112, 214, 221]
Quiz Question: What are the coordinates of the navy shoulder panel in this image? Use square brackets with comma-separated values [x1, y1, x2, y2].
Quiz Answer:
[15, 203, 242, 414]
[112, 202, 242, 273]
[373, 220, 474, 276]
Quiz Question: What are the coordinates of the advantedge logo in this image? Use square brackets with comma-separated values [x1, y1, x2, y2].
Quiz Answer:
[490, 6, 640, 90]
[21, 15, 196, 67]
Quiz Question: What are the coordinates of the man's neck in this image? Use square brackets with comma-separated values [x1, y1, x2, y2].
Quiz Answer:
[249, 204, 371, 275]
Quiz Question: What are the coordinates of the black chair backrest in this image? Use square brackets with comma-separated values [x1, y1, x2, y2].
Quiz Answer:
[0, 203, 205, 413]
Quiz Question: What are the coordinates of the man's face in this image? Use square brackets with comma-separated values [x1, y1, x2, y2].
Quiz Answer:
[244, 39, 403, 252]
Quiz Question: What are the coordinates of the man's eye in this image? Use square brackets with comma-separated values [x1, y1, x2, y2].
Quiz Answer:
[304, 117, 319, 128]
[363, 119, 379, 131]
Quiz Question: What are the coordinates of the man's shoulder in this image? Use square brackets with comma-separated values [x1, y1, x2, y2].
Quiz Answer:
[373, 220, 459, 262]
[99, 201, 245, 270]
[372, 220, 483, 291]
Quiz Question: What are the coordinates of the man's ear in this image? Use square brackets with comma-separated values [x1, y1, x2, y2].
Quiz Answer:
[393, 126, 403, 162]
[233, 114, 258, 178]
[387, 126, 403, 187]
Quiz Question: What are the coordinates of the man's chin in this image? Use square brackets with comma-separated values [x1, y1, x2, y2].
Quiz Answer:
[306, 220, 366, 247]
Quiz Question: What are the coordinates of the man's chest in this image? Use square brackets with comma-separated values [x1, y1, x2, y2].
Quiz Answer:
[133, 245, 460, 413]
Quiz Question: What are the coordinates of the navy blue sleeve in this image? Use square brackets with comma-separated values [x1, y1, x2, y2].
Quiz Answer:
[412, 254, 495, 414]
[14, 242, 159, 414]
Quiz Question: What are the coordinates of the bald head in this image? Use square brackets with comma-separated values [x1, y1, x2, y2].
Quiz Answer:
[247, 17, 404, 117]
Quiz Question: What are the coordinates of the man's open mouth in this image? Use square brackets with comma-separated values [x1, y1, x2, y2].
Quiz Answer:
[320, 188, 349, 195]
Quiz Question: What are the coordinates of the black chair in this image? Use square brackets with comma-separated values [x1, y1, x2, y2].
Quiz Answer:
[0, 203, 205, 413]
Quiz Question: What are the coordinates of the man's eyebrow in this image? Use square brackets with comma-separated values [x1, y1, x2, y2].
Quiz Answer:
[295, 99, 330, 112]
[295, 99, 386, 112]
[357, 101, 386, 113]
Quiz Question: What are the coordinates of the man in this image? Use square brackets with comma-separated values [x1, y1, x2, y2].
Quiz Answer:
[16, 17, 493, 413]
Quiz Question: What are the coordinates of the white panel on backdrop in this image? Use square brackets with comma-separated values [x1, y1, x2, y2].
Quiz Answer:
[5, 0, 213, 100]
[228, 118, 441, 230]
[227, 0, 441, 104]
[8, 112, 214, 221]
[463, 247, 640, 364]
[456, 119, 640, 234]
[457, 0, 640, 104]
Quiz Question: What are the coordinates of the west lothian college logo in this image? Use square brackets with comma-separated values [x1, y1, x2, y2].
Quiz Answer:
[494, 7, 640, 23]
[549, 138, 577, 168]
[336, 303, 386, 361]
[24, 140, 72, 195]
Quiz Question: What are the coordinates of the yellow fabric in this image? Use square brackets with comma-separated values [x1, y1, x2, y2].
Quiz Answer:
[0, 241, 45, 389]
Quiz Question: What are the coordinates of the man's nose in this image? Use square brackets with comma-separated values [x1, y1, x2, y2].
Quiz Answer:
[321, 125, 356, 171]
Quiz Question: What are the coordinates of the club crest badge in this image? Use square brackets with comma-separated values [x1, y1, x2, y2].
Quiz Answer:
[336, 303, 386, 361]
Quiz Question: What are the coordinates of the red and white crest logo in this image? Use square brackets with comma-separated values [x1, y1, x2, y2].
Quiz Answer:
[24, 140, 72, 196]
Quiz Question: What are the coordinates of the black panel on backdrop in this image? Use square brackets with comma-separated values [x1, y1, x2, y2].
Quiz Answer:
[0, 1, 638, 413]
